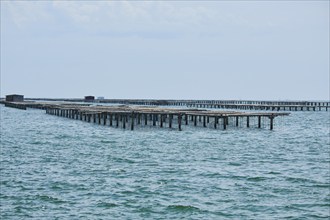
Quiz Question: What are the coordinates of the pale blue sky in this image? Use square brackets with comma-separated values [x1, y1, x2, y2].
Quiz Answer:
[1, 1, 329, 100]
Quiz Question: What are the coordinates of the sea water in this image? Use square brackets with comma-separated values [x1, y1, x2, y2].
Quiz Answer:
[0, 105, 329, 219]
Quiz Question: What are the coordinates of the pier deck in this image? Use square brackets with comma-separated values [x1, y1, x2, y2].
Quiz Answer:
[15, 98, 330, 111]
[1, 101, 290, 131]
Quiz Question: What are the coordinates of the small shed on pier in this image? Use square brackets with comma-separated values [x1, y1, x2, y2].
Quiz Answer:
[84, 96, 95, 102]
[6, 94, 24, 102]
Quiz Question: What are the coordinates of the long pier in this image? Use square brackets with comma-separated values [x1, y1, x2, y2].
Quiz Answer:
[22, 98, 330, 111]
[1, 101, 289, 131]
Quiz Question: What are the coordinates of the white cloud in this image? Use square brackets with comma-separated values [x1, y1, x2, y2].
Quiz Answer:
[3, 1, 220, 33]
[3, 1, 313, 36]
[4, 1, 51, 28]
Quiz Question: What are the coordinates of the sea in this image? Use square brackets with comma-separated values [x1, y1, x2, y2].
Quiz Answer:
[0, 104, 329, 219]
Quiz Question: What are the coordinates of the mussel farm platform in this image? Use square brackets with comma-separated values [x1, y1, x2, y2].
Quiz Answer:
[1, 101, 290, 131]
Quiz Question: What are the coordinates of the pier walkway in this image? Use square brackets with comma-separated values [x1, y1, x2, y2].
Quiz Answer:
[22, 98, 330, 111]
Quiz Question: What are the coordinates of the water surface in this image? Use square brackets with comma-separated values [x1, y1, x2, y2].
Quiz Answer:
[1, 106, 329, 219]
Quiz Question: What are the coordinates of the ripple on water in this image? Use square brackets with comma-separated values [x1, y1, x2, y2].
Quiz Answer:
[166, 204, 201, 212]
[1, 106, 329, 219]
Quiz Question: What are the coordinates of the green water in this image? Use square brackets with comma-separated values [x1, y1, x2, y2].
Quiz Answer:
[1, 105, 329, 219]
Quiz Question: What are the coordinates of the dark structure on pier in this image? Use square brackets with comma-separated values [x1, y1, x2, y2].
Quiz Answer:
[5, 94, 24, 102]
[84, 96, 95, 102]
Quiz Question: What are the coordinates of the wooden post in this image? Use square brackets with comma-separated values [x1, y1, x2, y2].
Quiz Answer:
[103, 113, 107, 125]
[194, 115, 197, 126]
[270, 115, 274, 130]
[137, 114, 141, 124]
[93, 113, 96, 123]
[258, 116, 261, 128]
[236, 116, 239, 127]
[131, 112, 134, 130]
[203, 115, 206, 127]
[123, 114, 126, 129]
[214, 116, 217, 129]
[98, 113, 101, 124]
[223, 117, 227, 130]
[109, 114, 113, 126]
[160, 114, 163, 127]
[88, 114, 91, 123]
[153, 114, 156, 126]
[185, 114, 188, 125]
[116, 114, 119, 127]
[178, 114, 182, 131]
[169, 114, 172, 128]
[246, 116, 250, 128]
[144, 114, 148, 125]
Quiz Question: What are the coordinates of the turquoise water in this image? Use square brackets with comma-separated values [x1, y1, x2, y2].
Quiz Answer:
[1, 105, 329, 219]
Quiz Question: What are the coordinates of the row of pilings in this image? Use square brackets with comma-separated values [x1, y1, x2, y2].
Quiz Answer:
[95, 99, 329, 111]
[45, 106, 283, 131]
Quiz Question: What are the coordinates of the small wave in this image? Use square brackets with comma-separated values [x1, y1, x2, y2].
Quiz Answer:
[247, 176, 269, 182]
[35, 195, 66, 204]
[112, 157, 135, 164]
[285, 177, 317, 184]
[29, 141, 42, 145]
[54, 134, 71, 139]
[97, 201, 118, 208]
[166, 205, 200, 212]
[100, 140, 117, 144]
[228, 162, 242, 166]
[267, 171, 281, 175]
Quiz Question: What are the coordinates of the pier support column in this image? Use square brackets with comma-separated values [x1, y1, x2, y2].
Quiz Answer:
[169, 114, 173, 128]
[178, 114, 182, 131]
[137, 114, 141, 124]
[103, 113, 107, 125]
[258, 116, 261, 128]
[116, 114, 119, 127]
[93, 114, 96, 123]
[153, 114, 156, 126]
[203, 116, 206, 127]
[223, 117, 227, 130]
[131, 112, 135, 130]
[123, 115, 126, 129]
[144, 114, 148, 125]
[214, 116, 218, 129]
[185, 114, 188, 125]
[236, 116, 239, 127]
[160, 114, 163, 128]
[194, 115, 197, 126]
[246, 116, 250, 128]
[269, 115, 274, 130]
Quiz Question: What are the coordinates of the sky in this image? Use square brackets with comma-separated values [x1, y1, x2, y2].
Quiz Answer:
[1, 1, 329, 100]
